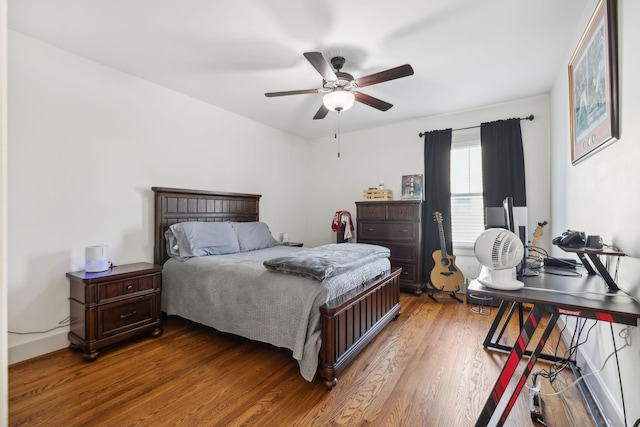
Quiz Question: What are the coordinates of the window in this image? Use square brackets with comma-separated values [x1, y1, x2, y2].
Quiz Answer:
[450, 133, 485, 248]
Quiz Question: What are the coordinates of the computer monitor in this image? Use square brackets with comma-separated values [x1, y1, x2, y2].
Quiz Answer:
[485, 203, 527, 242]
[485, 197, 535, 276]
[503, 196, 515, 234]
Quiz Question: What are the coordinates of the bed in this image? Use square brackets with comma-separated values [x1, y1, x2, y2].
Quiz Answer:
[152, 187, 401, 389]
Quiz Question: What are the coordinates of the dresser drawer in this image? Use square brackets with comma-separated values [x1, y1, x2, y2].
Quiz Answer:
[98, 296, 156, 339]
[387, 204, 418, 220]
[358, 222, 416, 242]
[97, 274, 159, 302]
[384, 242, 417, 263]
[357, 204, 385, 220]
[393, 262, 417, 283]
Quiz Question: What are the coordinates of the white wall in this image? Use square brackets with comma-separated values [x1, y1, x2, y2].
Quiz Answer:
[7, 31, 310, 363]
[304, 95, 552, 281]
[550, 0, 640, 425]
[1, 0, 9, 424]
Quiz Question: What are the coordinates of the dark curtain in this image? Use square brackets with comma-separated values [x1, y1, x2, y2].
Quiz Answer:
[480, 119, 527, 207]
[422, 129, 453, 280]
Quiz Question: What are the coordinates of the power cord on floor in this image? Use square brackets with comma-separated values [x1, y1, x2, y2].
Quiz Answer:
[8, 316, 71, 335]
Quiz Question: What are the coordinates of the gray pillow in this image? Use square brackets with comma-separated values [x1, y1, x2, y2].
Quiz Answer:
[165, 221, 240, 260]
[232, 222, 278, 252]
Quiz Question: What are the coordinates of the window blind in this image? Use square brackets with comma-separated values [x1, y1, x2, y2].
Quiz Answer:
[450, 135, 485, 248]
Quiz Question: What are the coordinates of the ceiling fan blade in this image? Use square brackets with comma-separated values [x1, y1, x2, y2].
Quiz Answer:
[354, 92, 393, 111]
[303, 52, 337, 82]
[313, 104, 330, 120]
[355, 64, 414, 88]
[265, 89, 320, 97]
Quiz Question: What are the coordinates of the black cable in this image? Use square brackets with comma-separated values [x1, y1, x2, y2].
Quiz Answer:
[535, 318, 596, 384]
[541, 268, 583, 278]
[611, 323, 627, 427]
[529, 245, 584, 268]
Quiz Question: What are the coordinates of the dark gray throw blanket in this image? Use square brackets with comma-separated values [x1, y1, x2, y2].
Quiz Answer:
[263, 243, 390, 281]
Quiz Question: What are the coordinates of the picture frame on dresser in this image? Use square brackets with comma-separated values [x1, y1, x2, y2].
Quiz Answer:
[401, 174, 423, 200]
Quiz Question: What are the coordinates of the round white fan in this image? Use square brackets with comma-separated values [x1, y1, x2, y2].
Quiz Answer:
[474, 228, 525, 290]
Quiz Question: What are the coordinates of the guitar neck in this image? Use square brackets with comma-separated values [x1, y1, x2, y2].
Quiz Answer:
[437, 220, 449, 258]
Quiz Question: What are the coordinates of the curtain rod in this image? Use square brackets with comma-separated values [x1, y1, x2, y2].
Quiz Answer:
[418, 114, 534, 138]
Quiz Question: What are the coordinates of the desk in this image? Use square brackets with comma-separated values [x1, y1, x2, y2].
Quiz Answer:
[469, 271, 640, 427]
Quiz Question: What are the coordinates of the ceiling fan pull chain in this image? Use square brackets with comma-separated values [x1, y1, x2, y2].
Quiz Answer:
[335, 111, 341, 158]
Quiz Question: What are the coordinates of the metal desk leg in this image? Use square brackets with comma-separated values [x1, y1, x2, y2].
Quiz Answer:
[483, 300, 524, 351]
[483, 299, 510, 348]
[475, 304, 558, 427]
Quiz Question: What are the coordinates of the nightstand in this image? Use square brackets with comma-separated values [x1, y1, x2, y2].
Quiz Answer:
[281, 242, 304, 247]
[67, 262, 163, 361]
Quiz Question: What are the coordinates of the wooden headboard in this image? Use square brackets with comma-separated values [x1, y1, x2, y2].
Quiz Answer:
[152, 187, 262, 265]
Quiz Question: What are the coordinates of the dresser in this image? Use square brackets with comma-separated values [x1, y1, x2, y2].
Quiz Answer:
[67, 262, 163, 361]
[355, 200, 424, 294]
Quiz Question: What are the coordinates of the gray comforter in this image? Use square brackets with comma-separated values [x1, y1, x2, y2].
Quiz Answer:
[263, 243, 391, 281]
[161, 245, 390, 381]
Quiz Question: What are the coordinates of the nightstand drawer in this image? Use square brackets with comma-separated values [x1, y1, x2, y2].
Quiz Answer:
[98, 296, 155, 339]
[99, 279, 139, 300]
[358, 222, 416, 242]
[98, 274, 159, 302]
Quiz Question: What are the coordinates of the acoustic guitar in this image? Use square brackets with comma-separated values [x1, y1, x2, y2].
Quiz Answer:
[429, 212, 464, 302]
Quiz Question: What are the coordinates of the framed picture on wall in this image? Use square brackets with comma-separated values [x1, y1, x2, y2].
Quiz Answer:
[568, 0, 619, 164]
[401, 175, 423, 200]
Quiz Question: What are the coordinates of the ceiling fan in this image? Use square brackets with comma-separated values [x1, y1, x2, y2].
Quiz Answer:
[264, 52, 414, 120]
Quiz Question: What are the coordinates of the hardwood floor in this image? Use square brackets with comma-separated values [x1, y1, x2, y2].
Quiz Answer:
[9, 293, 594, 426]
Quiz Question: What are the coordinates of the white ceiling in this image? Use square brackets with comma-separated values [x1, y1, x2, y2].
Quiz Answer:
[8, 0, 586, 139]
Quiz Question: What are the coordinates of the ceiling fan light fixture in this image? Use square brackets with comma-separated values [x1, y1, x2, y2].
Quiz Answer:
[323, 90, 355, 112]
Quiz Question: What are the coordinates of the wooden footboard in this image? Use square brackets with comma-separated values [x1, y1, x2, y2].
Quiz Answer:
[318, 267, 401, 389]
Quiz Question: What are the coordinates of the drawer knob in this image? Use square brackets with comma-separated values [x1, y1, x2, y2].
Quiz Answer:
[126, 285, 133, 290]
[399, 229, 409, 233]
[120, 311, 137, 319]
[367, 228, 375, 232]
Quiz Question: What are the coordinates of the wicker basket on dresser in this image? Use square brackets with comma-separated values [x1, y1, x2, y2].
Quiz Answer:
[355, 200, 424, 295]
